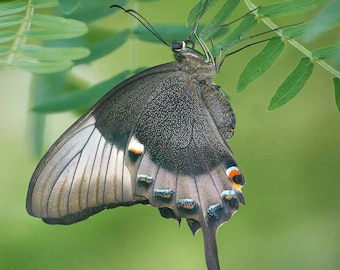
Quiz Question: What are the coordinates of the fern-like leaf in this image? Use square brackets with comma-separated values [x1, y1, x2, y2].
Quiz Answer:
[0, 0, 89, 74]
[242, 0, 340, 111]
[268, 57, 314, 110]
[237, 37, 285, 92]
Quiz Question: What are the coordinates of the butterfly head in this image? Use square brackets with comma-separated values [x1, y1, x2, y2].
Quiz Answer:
[171, 40, 216, 80]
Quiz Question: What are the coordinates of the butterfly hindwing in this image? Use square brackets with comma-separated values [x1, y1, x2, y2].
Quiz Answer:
[27, 53, 245, 270]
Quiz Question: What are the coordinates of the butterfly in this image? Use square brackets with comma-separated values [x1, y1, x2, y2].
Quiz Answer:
[26, 5, 246, 270]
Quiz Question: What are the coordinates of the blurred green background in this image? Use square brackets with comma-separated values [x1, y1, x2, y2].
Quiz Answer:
[1, 0, 339, 270]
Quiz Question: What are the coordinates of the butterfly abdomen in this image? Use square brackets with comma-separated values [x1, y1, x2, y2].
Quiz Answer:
[201, 83, 236, 140]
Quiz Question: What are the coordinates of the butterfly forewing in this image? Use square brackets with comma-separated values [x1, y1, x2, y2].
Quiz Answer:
[27, 63, 179, 223]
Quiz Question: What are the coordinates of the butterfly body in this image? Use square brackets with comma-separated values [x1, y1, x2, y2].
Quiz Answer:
[27, 41, 245, 270]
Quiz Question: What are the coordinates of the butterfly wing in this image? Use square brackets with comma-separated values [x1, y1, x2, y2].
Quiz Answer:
[26, 61, 245, 270]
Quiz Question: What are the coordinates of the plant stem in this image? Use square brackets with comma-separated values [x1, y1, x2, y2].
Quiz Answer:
[7, 0, 34, 67]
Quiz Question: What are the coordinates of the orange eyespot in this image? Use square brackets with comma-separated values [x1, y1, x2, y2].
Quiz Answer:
[221, 190, 236, 201]
[128, 137, 144, 155]
[154, 189, 174, 201]
[137, 175, 153, 185]
[129, 147, 143, 155]
[177, 198, 197, 211]
[226, 166, 241, 180]
[225, 195, 233, 201]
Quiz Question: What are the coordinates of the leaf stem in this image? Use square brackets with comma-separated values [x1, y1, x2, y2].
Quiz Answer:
[244, 0, 340, 79]
[7, 0, 34, 66]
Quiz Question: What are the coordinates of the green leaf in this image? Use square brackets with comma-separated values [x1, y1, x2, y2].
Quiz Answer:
[65, 0, 128, 23]
[334, 78, 340, 112]
[134, 24, 190, 43]
[0, 46, 10, 56]
[187, 0, 218, 26]
[336, 40, 340, 68]
[0, 31, 16, 44]
[75, 30, 130, 64]
[268, 57, 314, 111]
[312, 44, 340, 60]
[0, 15, 23, 28]
[14, 60, 73, 73]
[199, 0, 240, 40]
[211, 13, 258, 56]
[304, 0, 340, 42]
[19, 45, 90, 61]
[282, 23, 309, 39]
[33, 70, 131, 113]
[259, 0, 327, 17]
[237, 37, 285, 92]
[26, 14, 88, 40]
[58, 0, 80, 14]
[32, 0, 59, 9]
[29, 14, 80, 28]
[0, 1, 26, 16]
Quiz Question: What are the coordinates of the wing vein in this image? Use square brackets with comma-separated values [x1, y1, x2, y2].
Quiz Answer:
[85, 131, 103, 209]
[45, 125, 96, 217]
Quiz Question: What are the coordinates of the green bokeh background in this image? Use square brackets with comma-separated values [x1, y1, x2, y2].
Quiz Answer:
[1, 1, 339, 270]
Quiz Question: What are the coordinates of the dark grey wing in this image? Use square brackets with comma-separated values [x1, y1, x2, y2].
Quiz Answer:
[26, 62, 181, 224]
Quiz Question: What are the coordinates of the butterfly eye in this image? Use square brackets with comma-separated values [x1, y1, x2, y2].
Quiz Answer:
[171, 40, 184, 51]
[171, 40, 196, 52]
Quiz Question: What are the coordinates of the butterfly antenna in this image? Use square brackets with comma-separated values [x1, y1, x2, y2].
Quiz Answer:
[110, 5, 170, 47]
